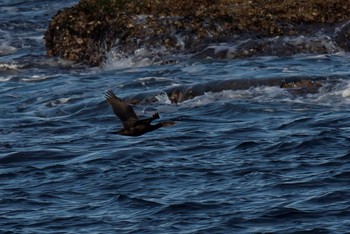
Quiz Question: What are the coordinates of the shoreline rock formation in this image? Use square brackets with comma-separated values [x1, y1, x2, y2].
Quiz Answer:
[45, 0, 350, 66]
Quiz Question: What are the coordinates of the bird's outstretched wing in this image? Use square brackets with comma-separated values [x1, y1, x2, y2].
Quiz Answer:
[105, 90, 139, 128]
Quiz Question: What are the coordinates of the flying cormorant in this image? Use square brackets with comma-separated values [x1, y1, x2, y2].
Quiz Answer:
[105, 90, 175, 136]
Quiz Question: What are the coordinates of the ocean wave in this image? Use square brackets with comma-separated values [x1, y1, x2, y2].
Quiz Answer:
[116, 194, 163, 207]
[0, 150, 75, 165]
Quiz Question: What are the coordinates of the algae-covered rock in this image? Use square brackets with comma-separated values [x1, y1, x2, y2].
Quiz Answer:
[45, 0, 350, 66]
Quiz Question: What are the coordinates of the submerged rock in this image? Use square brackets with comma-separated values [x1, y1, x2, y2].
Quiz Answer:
[45, 0, 350, 66]
[124, 76, 334, 104]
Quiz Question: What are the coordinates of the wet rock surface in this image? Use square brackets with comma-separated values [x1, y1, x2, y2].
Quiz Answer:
[124, 76, 334, 104]
[45, 0, 350, 66]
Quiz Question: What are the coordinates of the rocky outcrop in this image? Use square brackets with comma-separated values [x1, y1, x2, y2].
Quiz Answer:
[45, 0, 350, 66]
[124, 76, 334, 104]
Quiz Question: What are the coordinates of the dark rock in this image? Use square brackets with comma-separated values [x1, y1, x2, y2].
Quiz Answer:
[45, 0, 350, 66]
[124, 76, 333, 104]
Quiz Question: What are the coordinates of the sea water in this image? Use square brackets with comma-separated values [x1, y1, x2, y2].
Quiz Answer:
[1, 1, 350, 233]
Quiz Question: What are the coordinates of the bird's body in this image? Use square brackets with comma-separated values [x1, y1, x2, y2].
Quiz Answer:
[105, 90, 174, 136]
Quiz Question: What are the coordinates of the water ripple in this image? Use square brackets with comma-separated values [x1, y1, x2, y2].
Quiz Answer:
[1, 2, 350, 232]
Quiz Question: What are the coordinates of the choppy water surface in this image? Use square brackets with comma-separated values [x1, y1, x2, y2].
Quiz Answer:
[1, 1, 350, 233]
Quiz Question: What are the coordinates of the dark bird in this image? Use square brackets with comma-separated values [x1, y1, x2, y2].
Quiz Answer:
[105, 90, 175, 136]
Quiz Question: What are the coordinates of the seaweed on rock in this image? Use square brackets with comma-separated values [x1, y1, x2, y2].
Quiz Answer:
[45, 0, 350, 66]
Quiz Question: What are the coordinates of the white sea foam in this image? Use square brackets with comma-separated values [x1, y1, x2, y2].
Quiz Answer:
[103, 51, 153, 69]
[103, 36, 184, 69]
[178, 81, 350, 108]
[21, 75, 54, 82]
[339, 80, 350, 98]
[200, 33, 343, 60]
[46, 98, 71, 107]
[103, 44, 172, 69]
[0, 62, 21, 70]
[286, 35, 340, 54]
[0, 76, 13, 82]
[180, 64, 209, 74]
[0, 44, 17, 56]
[341, 88, 350, 98]
[155, 92, 172, 104]
[26, 35, 45, 43]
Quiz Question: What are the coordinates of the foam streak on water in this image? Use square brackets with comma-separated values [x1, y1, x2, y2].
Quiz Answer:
[1, 1, 350, 233]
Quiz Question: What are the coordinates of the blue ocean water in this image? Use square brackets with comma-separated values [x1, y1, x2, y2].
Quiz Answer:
[1, 1, 350, 233]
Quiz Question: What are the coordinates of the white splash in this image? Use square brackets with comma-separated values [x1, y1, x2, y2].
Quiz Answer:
[177, 81, 350, 108]
[0, 62, 22, 70]
[0, 76, 13, 82]
[155, 92, 172, 104]
[46, 98, 71, 107]
[341, 81, 350, 98]
[0, 44, 17, 56]
[21, 75, 51, 82]
[103, 45, 168, 69]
